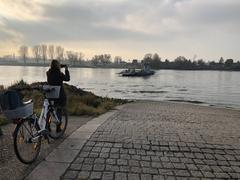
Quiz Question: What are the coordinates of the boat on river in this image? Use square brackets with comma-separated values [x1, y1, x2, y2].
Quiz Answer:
[121, 69, 154, 77]
[120, 64, 155, 77]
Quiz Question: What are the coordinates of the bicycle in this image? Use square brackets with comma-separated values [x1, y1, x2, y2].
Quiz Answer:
[0, 85, 68, 164]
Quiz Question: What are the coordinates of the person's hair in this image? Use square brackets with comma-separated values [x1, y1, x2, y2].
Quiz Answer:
[50, 59, 60, 71]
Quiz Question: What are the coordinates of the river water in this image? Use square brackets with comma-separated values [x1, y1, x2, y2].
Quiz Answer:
[0, 66, 240, 109]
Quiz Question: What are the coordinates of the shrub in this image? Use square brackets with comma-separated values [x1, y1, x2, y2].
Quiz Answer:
[0, 81, 128, 126]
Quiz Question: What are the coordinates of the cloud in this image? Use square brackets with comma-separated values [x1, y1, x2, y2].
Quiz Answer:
[0, 0, 240, 59]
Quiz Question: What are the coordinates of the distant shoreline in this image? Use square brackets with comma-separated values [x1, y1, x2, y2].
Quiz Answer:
[1, 62, 240, 71]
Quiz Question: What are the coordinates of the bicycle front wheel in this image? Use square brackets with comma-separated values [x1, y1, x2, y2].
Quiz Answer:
[13, 119, 41, 164]
[47, 107, 68, 139]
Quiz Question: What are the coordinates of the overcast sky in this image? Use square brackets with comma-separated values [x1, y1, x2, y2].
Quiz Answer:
[0, 0, 239, 61]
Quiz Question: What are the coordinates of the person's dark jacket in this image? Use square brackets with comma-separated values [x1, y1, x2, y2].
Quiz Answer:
[46, 68, 70, 106]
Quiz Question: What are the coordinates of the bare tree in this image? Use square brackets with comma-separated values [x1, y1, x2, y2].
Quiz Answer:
[32, 45, 41, 63]
[56, 46, 64, 62]
[78, 52, 84, 62]
[48, 45, 55, 60]
[66, 51, 78, 65]
[40, 44, 47, 64]
[19, 45, 28, 63]
[91, 54, 111, 65]
[77, 52, 85, 65]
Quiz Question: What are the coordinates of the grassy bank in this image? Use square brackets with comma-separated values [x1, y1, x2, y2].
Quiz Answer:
[0, 80, 128, 126]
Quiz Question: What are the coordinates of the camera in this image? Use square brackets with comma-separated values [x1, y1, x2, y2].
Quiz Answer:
[60, 64, 67, 68]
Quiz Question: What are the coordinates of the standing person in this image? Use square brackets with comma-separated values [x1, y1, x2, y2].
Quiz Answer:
[46, 60, 70, 132]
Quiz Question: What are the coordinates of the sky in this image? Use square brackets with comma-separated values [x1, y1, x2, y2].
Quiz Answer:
[0, 0, 239, 61]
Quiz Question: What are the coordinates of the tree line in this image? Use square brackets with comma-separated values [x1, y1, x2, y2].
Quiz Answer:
[141, 53, 240, 71]
[18, 45, 82, 65]
[16, 45, 239, 70]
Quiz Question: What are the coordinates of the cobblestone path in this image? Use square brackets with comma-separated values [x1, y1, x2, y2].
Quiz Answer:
[62, 102, 240, 180]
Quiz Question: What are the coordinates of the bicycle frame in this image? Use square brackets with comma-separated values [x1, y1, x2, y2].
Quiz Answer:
[38, 98, 60, 133]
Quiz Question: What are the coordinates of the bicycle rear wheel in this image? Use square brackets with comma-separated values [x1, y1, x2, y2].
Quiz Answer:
[47, 107, 68, 139]
[13, 119, 41, 164]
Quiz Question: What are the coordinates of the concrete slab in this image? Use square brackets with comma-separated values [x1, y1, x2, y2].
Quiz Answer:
[57, 138, 86, 150]
[75, 124, 99, 133]
[68, 131, 92, 139]
[46, 148, 79, 163]
[26, 161, 69, 180]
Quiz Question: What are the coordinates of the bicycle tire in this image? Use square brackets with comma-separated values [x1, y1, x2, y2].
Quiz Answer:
[13, 119, 42, 164]
[47, 107, 68, 139]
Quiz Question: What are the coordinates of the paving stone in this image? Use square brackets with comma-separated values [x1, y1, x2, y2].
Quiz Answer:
[153, 175, 165, 180]
[190, 171, 203, 177]
[106, 165, 120, 172]
[142, 167, 158, 174]
[197, 165, 211, 172]
[141, 174, 152, 180]
[210, 165, 223, 173]
[132, 155, 141, 160]
[102, 172, 114, 180]
[158, 169, 174, 176]
[129, 149, 136, 155]
[214, 172, 230, 179]
[81, 164, 93, 171]
[128, 173, 140, 180]
[165, 176, 176, 180]
[86, 141, 96, 147]
[115, 172, 127, 180]
[90, 171, 102, 179]
[141, 156, 151, 161]
[120, 166, 130, 172]
[94, 158, 105, 164]
[89, 152, 99, 158]
[84, 157, 95, 164]
[151, 162, 162, 168]
[117, 159, 128, 166]
[173, 163, 186, 169]
[100, 153, 109, 158]
[129, 160, 140, 167]
[130, 166, 142, 173]
[104, 142, 113, 147]
[73, 157, 84, 164]
[63, 170, 78, 179]
[202, 171, 215, 178]
[110, 153, 120, 159]
[162, 162, 174, 169]
[69, 163, 82, 171]
[114, 143, 122, 148]
[232, 166, 240, 173]
[120, 154, 131, 160]
[93, 164, 105, 171]
[140, 161, 151, 167]
[78, 171, 90, 179]
[106, 158, 116, 165]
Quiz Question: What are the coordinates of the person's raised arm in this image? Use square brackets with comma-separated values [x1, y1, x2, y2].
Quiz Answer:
[61, 66, 70, 81]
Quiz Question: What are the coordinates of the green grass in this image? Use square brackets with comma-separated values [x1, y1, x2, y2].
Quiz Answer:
[0, 80, 128, 126]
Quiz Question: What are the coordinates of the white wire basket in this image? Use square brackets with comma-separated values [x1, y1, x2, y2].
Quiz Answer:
[43, 85, 61, 99]
[2, 102, 33, 120]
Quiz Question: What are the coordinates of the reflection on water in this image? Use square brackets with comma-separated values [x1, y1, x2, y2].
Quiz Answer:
[0, 66, 240, 109]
